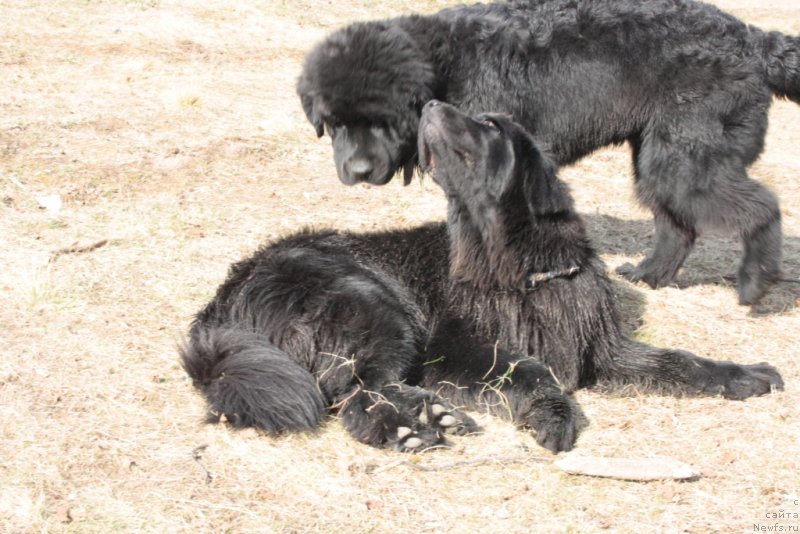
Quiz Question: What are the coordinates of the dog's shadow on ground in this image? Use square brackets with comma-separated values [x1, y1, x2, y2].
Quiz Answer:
[583, 214, 800, 316]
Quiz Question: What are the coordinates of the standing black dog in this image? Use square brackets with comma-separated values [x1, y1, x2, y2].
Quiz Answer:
[181, 102, 783, 453]
[297, 0, 800, 305]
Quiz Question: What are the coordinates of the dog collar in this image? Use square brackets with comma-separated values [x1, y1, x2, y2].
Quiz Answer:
[525, 265, 581, 289]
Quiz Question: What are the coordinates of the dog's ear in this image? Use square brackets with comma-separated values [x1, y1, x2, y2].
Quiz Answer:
[522, 150, 573, 217]
[311, 118, 324, 138]
[298, 89, 324, 138]
[403, 159, 415, 186]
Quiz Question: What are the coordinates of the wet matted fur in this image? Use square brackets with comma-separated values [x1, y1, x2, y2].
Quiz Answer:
[297, 0, 800, 305]
[180, 103, 783, 453]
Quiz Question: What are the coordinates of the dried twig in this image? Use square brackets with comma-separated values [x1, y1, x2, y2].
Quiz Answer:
[192, 444, 214, 484]
[50, 239, 109, 263]
[372, 454, 551, 474]
[477, 360, 516, 419]
[363, 389, 399, 414]
[329, 386, 362, 410]
[316, 352, 361, 386]
[481, 340, 501, 380]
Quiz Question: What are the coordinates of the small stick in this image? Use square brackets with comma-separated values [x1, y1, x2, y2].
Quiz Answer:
[373, 454, 551, 474]
[50, 239, 109, 262]
[481, 340, 501, 380]
[192, 444, 214, 484]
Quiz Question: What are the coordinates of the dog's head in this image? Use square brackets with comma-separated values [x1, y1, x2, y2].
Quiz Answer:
[297, 22, 435, 186]
[418, 100, 570, 217]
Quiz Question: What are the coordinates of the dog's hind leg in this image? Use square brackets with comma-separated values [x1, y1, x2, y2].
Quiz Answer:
[618, 111, 782, 304]
[598, 338, 784, 400]
[308, 303, 478, 451]
[729, 179, 782, 305]
[421, 318, 579, 453]
[626, 170, 782, 305]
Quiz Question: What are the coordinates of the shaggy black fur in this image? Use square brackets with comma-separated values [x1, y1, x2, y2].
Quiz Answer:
[297, 0, 800, 305]
[180, 103, 783, 453]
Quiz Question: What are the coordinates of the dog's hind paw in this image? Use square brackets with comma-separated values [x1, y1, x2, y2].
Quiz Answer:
[345, 387, 481, 452]
[392, 426, 442, 452]
[736, 269, 779, 306]
[389, 401, 480, 452]
[418, 402, 480, 436]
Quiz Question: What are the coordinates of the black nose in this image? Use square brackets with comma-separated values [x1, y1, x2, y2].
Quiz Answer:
[345, 158, 373, 182]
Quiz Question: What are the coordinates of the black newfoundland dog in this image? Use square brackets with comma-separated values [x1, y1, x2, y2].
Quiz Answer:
[181, 102, 783, 453]
[297, 0, 800, 305]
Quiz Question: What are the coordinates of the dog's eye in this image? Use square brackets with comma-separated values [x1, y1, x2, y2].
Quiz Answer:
[480, 117, 500, 130]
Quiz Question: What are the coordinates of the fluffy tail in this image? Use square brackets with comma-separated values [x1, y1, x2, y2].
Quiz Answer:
[763, 31, 800, 103]
[180, 326, 326, 433]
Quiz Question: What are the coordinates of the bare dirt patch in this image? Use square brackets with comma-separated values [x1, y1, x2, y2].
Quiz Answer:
[1, 1, 798, 532]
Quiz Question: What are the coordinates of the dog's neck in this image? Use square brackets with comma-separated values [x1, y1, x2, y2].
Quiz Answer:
[448, 203, 564, 291]
[446, 197, 590, 293]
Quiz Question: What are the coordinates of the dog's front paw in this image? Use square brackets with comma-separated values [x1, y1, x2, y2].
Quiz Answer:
[617, 260, 683, 289]
[616, 262, 662, 288]
[616, 262, 644, 281]
[713, 362, 784, 400]
[528, 394, 578, 453]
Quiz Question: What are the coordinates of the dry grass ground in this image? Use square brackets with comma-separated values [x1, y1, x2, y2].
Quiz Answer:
[1, 0, 798, 532]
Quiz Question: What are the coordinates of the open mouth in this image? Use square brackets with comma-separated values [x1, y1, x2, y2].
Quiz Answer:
[421, 139, 436, 171]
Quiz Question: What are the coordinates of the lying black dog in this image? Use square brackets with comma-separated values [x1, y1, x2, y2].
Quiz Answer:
[181, 103, 783, 453]
[297, 0, 800, 305]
